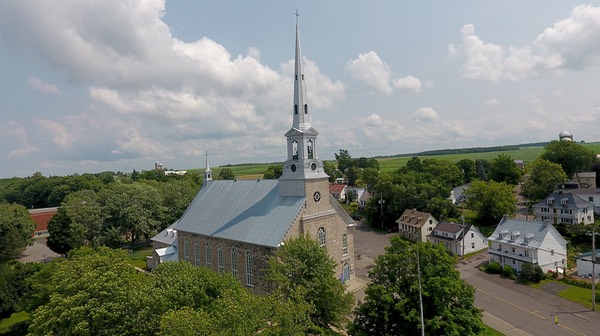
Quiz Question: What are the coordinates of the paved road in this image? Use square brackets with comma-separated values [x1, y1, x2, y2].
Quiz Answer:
[459, 256, 600, 336]
[18, 237, 60, 263]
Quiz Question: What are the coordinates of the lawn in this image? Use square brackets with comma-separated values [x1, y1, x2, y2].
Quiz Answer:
[0, 311, 29, 335]
[126, 246, 154, 269]
[557, 285, 595, 309]
[481, 325, 504, 336]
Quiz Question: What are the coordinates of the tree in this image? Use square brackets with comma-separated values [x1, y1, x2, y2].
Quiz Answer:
[362, 167, 380, 192]
[465, 180, 516, 224]
[335, 149, 353, 173]
[28, 247, 159, 336]
[0, 203, 36, 262]
[488, 154, 522, 185]
[349, 237, 484, 335]
[521, 159, 568, 201]
[46, 207, 84, 255]
[540, 140, 595, 178]
[266, 235, 354, 330]
[263, 164, 283, 179]
[62, 189, 103, 246]
[99, 182, 165, 245]
[218, 168, 235, 180]
[456, 158, 477, 184]
[475, 159, 490, 181]
[518, 262, 544, 284]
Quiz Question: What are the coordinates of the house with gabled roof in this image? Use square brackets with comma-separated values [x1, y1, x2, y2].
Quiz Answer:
[152, 20, 355, 293]
[488, 217, 567, 273]
[396, 209, 437, 243]
[532, 190, 594, 225]
[428, 221, 487, 256]
[329, 183, 347, 201]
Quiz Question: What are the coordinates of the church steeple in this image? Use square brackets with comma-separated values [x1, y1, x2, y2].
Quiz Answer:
[279, 13, 329, 198]
[292, 12, 310, 131]
[204, 150, 212, 182]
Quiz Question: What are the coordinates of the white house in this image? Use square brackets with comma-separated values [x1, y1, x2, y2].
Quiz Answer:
[428, 221, 487, 256]
[576, 249, 600, 277]
[568, 188, 600, 215]
[488, 217, 567, 273]
[147, 222, 179, 270]
[532, 190, 594, 225]
[397, 209, 438, 243]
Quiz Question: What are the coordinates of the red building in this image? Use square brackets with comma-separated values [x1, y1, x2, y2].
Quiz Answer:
[28, 207, 59, 237]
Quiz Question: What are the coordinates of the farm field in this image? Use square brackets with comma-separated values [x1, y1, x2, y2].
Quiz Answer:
[188, 142, 600, 178]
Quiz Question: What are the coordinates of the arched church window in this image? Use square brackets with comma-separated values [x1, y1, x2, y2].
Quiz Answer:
[292, 140, 298, 160]
[318, 227, 326, 247]
[246, 251, 254, 287]
[205, 243, 212, 266]
[342, 234, 348, 256]
[194, 242, 200, 266]
[231, 248, 238, 277]
[183, 239, 190, 261]
[307, 140, 313, 159]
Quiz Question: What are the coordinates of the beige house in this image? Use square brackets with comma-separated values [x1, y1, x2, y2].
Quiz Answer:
[397, 209, 438, 242]
[151, 21, 355, 293]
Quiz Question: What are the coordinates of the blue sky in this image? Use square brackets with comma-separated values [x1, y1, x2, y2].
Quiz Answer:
[2, 1, 600, 177]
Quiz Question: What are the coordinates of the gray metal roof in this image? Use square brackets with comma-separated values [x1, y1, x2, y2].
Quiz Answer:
[174, 180, 305, 248]
[488, 218, 566, 248]
[151, 221, 179, 246]
[533, 191, 593, 209]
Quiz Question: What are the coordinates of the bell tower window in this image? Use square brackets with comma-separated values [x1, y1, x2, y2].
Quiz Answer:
[304, 104, 308, 114]
[294, 104, 298, 115]
[292, 140, 298, 160]
[307, 140, 313, 159]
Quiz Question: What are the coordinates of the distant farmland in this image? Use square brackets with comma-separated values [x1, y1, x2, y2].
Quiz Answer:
[194, 142, 600, 178]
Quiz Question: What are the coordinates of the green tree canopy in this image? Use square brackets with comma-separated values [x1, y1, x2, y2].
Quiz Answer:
[522, 159, 568, 201]
[46, 207, 84, 255]
[0, 203, 36, 262]
[488, 154, 522, 185]
[218, 168, 235, 180]
[266, 235, 354, 330]
[263, 164, 283, 179]
[465, 180, 516, 224]
[456, 158, 477, 184]
[349, 237, 484, 336]
[540, 140, 595, 178]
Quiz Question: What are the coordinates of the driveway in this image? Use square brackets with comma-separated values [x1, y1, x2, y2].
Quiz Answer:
[18, 237, 61, 263]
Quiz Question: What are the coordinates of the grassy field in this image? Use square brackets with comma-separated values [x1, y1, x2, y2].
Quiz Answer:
[0, 311, 29, 335]
[481, 325, 505, 336]
[126, 246, 154, 269]
[192, 142, 600, 178]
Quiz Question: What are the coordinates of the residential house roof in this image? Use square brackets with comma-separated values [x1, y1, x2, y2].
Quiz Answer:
[534, 191, 593, 210]
[488, 217, 567, 248]
[329, 183, 346, 195]
[396, 209, 434, 228]
[173, 180, 305, 248]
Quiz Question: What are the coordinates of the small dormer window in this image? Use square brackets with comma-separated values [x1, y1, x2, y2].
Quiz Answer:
[547, 197, 554, 205]
[561, 198, 568, 206]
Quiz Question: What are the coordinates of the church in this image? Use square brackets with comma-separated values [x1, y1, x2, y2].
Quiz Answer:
[152, 18, 355, 294]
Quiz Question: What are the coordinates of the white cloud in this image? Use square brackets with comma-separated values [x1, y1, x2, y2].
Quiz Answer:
[0, 121, 39, 158]
[484, 98, 500, 107]
[346, 51, 393, 94]
[393, 75, 422, 93]
[451, 6, 600, 82]
[33, 119, 74, 149]
[411, 107, 439, 123]
[27, 76, 59, 94]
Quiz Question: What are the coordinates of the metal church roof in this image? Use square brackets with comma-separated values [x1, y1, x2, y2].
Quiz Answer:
[174, 179, 305, 248]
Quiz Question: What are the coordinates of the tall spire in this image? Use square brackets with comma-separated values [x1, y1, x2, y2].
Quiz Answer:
[204, 150, 212, 182]
[292, 11, 310, 131]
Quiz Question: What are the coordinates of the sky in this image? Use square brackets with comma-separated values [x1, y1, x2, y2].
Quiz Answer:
[2, 1, 600, 178]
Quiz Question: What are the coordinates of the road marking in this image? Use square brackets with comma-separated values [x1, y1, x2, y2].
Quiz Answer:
[477, 288, 587, 336]
[477, 288, 546, 320]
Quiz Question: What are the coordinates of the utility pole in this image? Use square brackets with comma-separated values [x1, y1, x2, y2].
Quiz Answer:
[416, 240, 425, 336]
[593, 223, 596, 311]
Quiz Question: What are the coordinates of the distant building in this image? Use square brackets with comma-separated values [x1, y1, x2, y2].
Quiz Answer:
[397, 209, 438, 243]
[329, 183, 347, 201]
[532, 190, 594, 225]
[28, 207, 58, 238]
[428, 221, 487, 256]
[575, 249, 600, 277]
[559, 130, 573, 141]
[147, 222, 179, 270]
[155, 161, 165, 170]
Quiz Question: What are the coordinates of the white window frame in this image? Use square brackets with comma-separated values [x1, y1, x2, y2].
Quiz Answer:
[183, 239, 190, 261]
[246, 251, 254, 287]
[194, 242, 200, 266]
[218, 248, 224, 273]
[342, 234, 348, 256]
[205, 243, 212, 266]
[231, 248, 238, 277]
[318, 227, 326, 247]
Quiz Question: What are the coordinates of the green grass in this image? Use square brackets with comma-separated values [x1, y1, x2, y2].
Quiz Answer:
[557, 285, 595, 309]
[126, 246, 154, 269]
[481, 325, 505, 336]
[0, 311, 30, 335]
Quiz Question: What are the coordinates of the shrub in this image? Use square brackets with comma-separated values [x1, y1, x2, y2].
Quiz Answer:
[502, 265, 516, 279]
[518, 262, 544, 284]
[484, 261, 502, 274]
